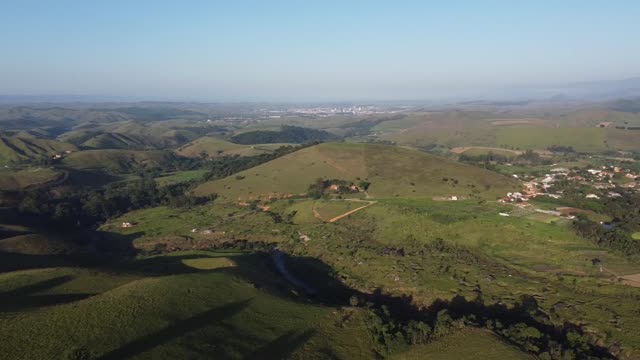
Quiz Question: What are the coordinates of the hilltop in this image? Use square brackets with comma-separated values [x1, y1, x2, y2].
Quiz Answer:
[194, 142, 518, 201]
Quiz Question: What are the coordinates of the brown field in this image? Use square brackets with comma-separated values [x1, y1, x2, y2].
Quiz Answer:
[621, 273, 640, 288]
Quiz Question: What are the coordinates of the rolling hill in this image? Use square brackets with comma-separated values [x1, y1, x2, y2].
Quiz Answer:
[177, 137, 291, 158]
[0, 251, 379, 360]
[230, 125, 339, 145]
[194, 142, 519, 201]
[0, 135, 78, 164]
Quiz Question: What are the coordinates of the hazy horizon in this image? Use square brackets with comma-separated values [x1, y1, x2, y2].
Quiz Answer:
[2, 0, 640, 101]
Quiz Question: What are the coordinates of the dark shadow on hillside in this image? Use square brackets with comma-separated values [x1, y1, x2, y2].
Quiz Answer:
[64, 168, 122, 187]
[244, 329, 316, 360]
[225, 250, 617, 359]
[0, 230, 143, 273]
[97, 299, 252, 360]
[0, 275, 97, 312]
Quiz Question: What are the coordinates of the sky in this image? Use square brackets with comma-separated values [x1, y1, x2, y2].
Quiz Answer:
[1, 0, 639, 101]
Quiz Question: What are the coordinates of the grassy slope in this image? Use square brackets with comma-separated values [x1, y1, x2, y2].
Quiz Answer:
[176, 137, 290, 158]
[194, 142, 518, 201]
[81, 132, 160, 150]
[0, 167, 62, 190]
[0, 136, 77, 164]
[62, 149, 176, 172]
[394, 328, 533, 360]
[0, 252, 376, 360]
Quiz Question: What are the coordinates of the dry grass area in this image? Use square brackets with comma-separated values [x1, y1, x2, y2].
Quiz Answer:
[621, 273, 640, 288]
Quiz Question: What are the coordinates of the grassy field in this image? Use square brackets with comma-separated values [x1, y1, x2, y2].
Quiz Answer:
[606, 128, 640, 151]
[0, 251, 377, 360]
[154, 170, 208, 186]
[382, 127, 498, 149]
[194, 142, 518, 201]
[495, 128, 608, 152]
[0, 167, 63, 190]
[362, 198, 640, 276]
[313, 200, 365, 221]
[633, 232, 640, 240]
[100, 204, 296, 248]
[394, 328, 533, 360]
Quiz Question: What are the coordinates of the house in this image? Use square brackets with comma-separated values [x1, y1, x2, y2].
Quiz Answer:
[585, 194, 600, 199]
[121, 222, 133, 228]
[541, 176, 555, 184]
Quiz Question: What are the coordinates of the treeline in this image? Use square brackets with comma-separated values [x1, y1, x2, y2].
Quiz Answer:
[307, 178, 370, 199]
[537, 185, 640, 255]
[459, 149, 553, 168]
[547, 145, 576, 153]
[200, 143, 317, 182]
[360, 293, 613, 359]
[230, 125, 338, 144]
[17, 179, 215, 229]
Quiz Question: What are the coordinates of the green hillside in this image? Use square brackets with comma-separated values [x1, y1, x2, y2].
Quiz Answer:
[62, 149, 179, 172]
[495, 128, 608, 152]
[0, 167, 64, 190]
[194, 142, 519, 201]
[177, 137, 291, 158]
[0, 136, 78, 164]
[0, 251, 377, 360]
[81, 132, 168, 150]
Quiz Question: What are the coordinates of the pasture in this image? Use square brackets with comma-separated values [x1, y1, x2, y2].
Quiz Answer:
[193, 142, 518, 201]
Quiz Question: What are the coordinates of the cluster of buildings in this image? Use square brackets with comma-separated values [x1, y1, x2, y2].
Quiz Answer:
[50, 150, 73, 160]
[501, 165, 639, 204]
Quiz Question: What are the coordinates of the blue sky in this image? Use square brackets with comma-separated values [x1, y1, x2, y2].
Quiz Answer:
[1, 0, 639, 101]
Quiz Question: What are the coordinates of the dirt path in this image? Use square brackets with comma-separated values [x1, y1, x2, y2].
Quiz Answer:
[601, 266, 640, 288]
[327, 201, 377, 223]
[311, 203, 324, 221]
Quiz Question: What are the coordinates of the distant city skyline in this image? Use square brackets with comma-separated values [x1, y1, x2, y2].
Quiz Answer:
[1, 0, 639, 101]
